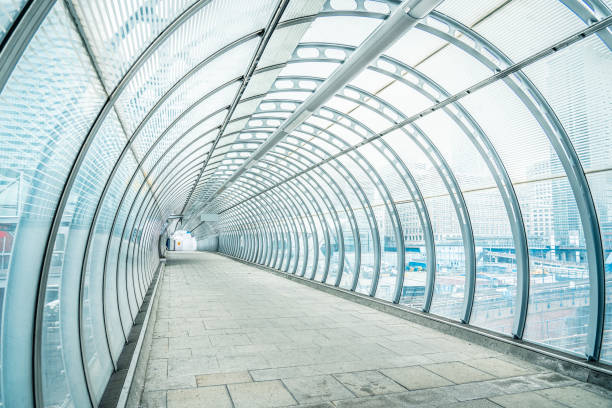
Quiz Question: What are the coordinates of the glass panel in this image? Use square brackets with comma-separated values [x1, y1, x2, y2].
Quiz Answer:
[289, 194, 308, 274]
[589, 171, 612, 363]
[258, 23, 314, 68]
[413, 110, 517, 332]
[398, 202, 426, 309]
[242, 69, 283, 100]
[464, 188, 515, 334]
[255, 196, 275, 268]
[0, 0, 27, 43]
[302, 175, 333, 282]
[522, 33, 612, 356]
[114, 0, 276, 130]
[0, 3, 106, 406]
[337, 154, 381, 295]
[308, 170, 342, 285]
[414, 110, 494, 190]
[349, 68, 393, 96]
[277, 198, 290, 270]
[517, 178, 589, 355]
[435, 0, 508, 27]
[288, 179, 316, 277]
[75, 111, 127, 403]
[119, 185, 149, 313]
[281, 60, 340, 79]
[297, 179, 326, 278]
[122, 39, 254, 148]
[264, 89, 311, 101]
[462, 77, 590, 355]
[382, 129, 449, 197]
[357, 144, 400, 302]
[472, 0, 586, 61]
[91, 153, 139, 362]
[381, 128, 465, 316]
[523, 35, 612, 173]
[427, 195, 466, 320]
[299, 16, 381, 47]
[375, 79, 434, 120]
[73, 0, 197, 89]
[272, 190, 292, 272]
[461, 81, 565, 183]
[108, 169, 146, 335]
[385, 28, 446, 66]
[283, 188, 303, 273]
[354, 207, 375, 294]
[375, 203, 397, 302]
[415, 39, 494, 94]
[136, 83, 238, 166]
[281, 0, 326, 21]
[286, 204, 299, 272]
[336, 209, 354, 284]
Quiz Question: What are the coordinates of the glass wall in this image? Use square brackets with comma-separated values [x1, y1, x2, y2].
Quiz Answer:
[0, 0, 611, 405]
[212, 0, 612, 366]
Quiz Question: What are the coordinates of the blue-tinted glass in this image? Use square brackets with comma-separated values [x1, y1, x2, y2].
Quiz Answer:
[0, 3, 106, 406]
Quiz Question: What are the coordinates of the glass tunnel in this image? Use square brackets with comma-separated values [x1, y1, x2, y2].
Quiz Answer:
[0, 0, 611, 406]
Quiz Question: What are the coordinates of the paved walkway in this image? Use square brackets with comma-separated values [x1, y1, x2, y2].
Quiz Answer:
[140, 252, 611, 407]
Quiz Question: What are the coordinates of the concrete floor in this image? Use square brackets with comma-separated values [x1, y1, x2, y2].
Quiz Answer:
[139, 252, 611, 407]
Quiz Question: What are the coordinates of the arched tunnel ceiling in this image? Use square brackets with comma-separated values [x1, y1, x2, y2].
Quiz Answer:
[1, 0, 612, 406]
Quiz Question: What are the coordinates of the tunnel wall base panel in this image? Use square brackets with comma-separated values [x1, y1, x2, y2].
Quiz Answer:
[99, 261, 165, 408]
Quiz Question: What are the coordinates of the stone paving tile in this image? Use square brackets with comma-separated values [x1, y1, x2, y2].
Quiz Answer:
[536, 385, 612, 408]
[250, 365, 324, 381]
[419, 350, 471, 363]
[378, 354, 435, 368]
[144, 375, 196, 392]
[167, 356, 218, 377]
[282, 374, 355, 404]
[203, 318, 242, 330]
[247, 329, 292, 344]
[487, 375, 549, 395]
[231, 343, 279, 354]
[344, 342, 402, 360]
[464, 357, 533, 378]
[140, 253, 612, 407]
[313, 360, 388, 375]
[437, 380, 507, 402]
[423, 361, 495, 384]
[228, 380, 296, 408]
[196, 371, 252, 387]
[279, 403, 334, 408]
[189, 346, 220, 358]
[169, 335, 212, 350]
[146, 359, 168, 380]
[452, 399, 503, 407]
[575, 382, 612, 400]
[261, 348, 316, 367]
[530, 372, 578, 388]
[235, 318, 276, 329]
[490, 391, 566, 408]
[217, 352, 270, 371]
[140, 390, 167, 408]
[209, 333, 251, 347]
[380, 366, 453, 390]
[350, 324, 395, 337]
[333, 370, 406, 396]
[151, 347, 192, 360]
[167, 386, 232, 408]
[376, 338, 430, 356]
[333, 387, 458, 407]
